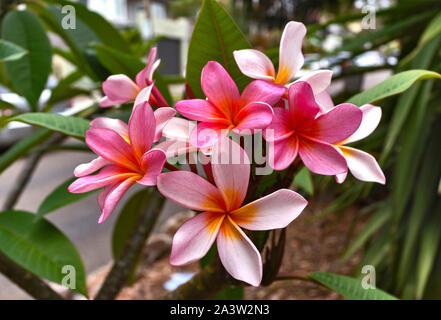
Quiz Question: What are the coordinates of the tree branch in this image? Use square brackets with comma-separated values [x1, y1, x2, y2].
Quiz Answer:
[95, 189, 165, 300]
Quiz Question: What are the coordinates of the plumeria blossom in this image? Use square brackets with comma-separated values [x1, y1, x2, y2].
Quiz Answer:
[334, 104, 385, 184]
[99, 47, 168, 108]
[175, 61, 285, 149]
[263, 81, 362, 174]
[69, 87, 176, 224]
[233, 21, 333, 105]
[157, 139, 308, 286]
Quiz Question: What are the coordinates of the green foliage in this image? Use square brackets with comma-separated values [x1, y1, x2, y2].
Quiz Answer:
[0, 40, 27, 62]
[35, 177, 96, 220]
[0, 210, 87, 296]
[293, 167, 314, 196]
[309, 272, 398, 300]
[9, 113, 90, 140]
[186, 0, 251, 98]
[1, 10, 52, 110]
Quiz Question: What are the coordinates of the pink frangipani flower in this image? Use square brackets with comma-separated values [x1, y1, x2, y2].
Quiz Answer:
[175, 61, 285, 149]
[334, 104, 386, 184]
[99, 47, 168, 108]
[69, 90, 176, 224]
[157, 139, 308, 286]
[233, 21, 333, 104]
[263, 81, 363, 175]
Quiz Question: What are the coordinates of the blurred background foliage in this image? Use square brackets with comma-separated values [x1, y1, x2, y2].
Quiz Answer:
[0, 0, 440, 300]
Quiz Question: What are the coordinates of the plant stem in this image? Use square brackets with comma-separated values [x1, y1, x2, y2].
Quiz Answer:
[95, 189, 165, 300]
[0, 251, 63, 300]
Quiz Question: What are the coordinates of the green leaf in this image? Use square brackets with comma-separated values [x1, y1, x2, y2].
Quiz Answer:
[1, 10, 52, 109]
[293, 167, 314, 196]
[309, 272, 398, 300]
[0, 40, 27, 62]
[35, 177, 96, 220]
[186, 0, 251, 98]
[9, 113, 90, 139]
[0, 210, 87, 297]
[0, 129, 51, 174]
[213, 286, 244, 300]
[95, 44, 144, 79]
[346, 69, 441, 106]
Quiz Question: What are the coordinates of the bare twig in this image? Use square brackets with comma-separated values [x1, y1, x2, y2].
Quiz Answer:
[0, 251, 63, 300]
[95, 189, 165, 300]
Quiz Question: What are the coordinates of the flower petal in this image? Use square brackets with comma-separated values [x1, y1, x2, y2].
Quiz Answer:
[217, 217, 262, 286]
[335, 172, 347, 184]
[233, 102, 274, 132]
[101, 74, 138, 104]
[86, 128, 139, 172]
[137, 149, 166, 186]
[157, 171, 225, 212]
[269, 136, 298, 171]
[239, 80, 285, 108]
[294, 70, 333, 94]
[129, 102, 156, 159]
[175, 99, 228, 123]
[73, 156, 110, 177]
[211, 138, 250, 211]
[98, 176, 138, 224]
[134, 84, 154, 108]
[288, 81, 321, 126]
[68, 165, 135, 193]
[99, 96, 114, 108]
[276, 21, 306, 85]
[201, 61, 240, 116]
[233, 49, 275, 81]
[189, 121, 231, 149]
[301, 103, 362, 143]
[136, 47, 159, 88]
[263, 107, 294, 142]
[231, 189, 307, 230]
[153, 107, 176, 142]
[162, 117, 196, 141]
[315, 90, 334, 113]
[170, 212, 225, 265]
[155, 140, 196, 158]
[90, 117, 129, 141]
[298, 137, 347, 175]
[344, 104, 382, 144]
[340, 146, 386, 184]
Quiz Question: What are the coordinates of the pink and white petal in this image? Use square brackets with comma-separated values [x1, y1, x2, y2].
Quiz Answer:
[170, 212, 225, 265]
[157, 171, 225, 212]
[340, 146, 386, 184]
[73, 156, 110, 177]
[98, 176, 138, 224]
[162, 117, 196, 141]
[276, 21, 306, 84]
[298, 137, 347, 175]
[217, 217, 262, 287]
[233, 49, 276, 81]
[155, 140, 196, 158]
[301, 103, 362, 143]
[269, 136, 298, 171]
[201, 61, 240, 115]
[129, 102, 156, 159]
[102, 74, 138, 103]
[175, 99, 227, 123]
[68, 165, 133, 193]
[233, 102, 274, 133]
[315, 90, 334, 113]
[99, 96, 115, 107]
[239, 80, 285, 108]
[153, 107, 176, 142]
[97, 183, 116, 211]
[137, 149, 167, 186]
[344, 104, 382, 144]
[288, 81, 321, 125]
[211, 138, 250, 211]
[189, 121, 231, 149]
[335, 172, 347, 184]
[231, 189, 307, 230]
[86, 128, 139, 172]
[135, 47, 158, 88]
[263, 107, 294, 142]
[90, 117, 129, 141]
[134, 85, 154, 108]
[294, 70, 333, 95]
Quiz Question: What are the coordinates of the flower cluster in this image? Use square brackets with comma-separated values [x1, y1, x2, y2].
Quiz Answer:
[69, 21, 385, 286]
